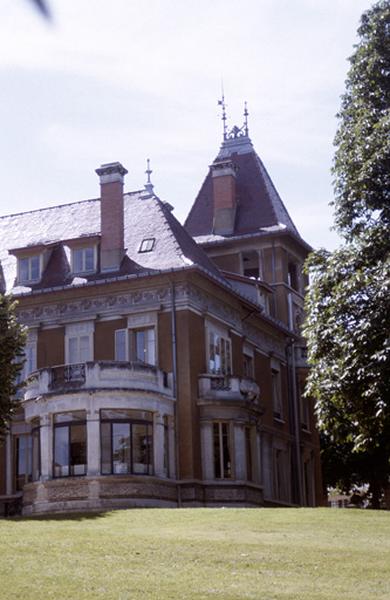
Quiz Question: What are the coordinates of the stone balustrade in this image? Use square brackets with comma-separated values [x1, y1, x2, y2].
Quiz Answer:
[24, 360, 173, 400]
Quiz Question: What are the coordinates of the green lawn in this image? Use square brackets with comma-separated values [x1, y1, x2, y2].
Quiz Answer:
[0, 508, 389, 599]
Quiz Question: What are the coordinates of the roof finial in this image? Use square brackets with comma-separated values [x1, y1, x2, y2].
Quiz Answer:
[244, 101, 249, 137]
[218, 81, 228, 141]
[144, 158, 154, 194]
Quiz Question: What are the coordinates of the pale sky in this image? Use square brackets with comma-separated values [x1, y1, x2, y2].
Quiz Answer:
[0, 0, 373, 250]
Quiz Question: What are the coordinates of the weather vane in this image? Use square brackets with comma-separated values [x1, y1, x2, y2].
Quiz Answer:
[218, 82, 228, 141]
[244, 101, 249, 137]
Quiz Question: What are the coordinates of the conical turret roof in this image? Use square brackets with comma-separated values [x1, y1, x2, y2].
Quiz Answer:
[185, 132, 301, 241]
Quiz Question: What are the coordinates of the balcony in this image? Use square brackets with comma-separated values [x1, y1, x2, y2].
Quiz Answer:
[24, 361, 173, 400]
[198, 374, 260, 404]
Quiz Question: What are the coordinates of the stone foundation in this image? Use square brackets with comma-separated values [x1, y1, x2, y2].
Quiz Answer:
[22, 477, 265, 515]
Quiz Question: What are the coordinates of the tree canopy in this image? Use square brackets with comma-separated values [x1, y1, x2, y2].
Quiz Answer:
[0, 295, 26, 437]
[304, 0, 390, 508]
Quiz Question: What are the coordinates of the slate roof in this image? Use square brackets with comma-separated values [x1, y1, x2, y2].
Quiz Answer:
[184, 134, 301, 241]
[0, 190, 223, 295]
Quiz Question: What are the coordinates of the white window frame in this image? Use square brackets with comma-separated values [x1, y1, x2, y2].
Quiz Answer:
[206, 321, 232, 376]
[65, 322, 94, 365]
[127, 313, 157, 367]
[71, 246, 97, 275]
[17, 254, 42, 284]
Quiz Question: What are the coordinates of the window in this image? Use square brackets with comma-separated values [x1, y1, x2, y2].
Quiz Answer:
[17, 331, 37, 384]
[243, 344, 254, 378]
[298, 380, 310, 430]
[287, 261, 299, 292]
[72, 247, 96, 274]
[272, 368, 283, 419]
[65, 322, 94, 364]
[100, 409, 153, 475]
[213, 422, 231, 479]
[15, 426, 40, 491]
[18, 255, 41, 283]
[130, 328, 156, 365]
[208, 329, 232, 375]
[245, 427, 253, 482]
[138, 238, 155, 253]
[242, 250, 261, 279]
[53, 411, 87, 478]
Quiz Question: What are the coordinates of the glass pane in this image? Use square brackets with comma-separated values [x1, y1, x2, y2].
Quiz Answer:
[54, 426, 69, 477]
[79, 336, 91, 362]
[84, 247, 95, 271]
[213, 423, 221, 478]
[73, 248, 83, 272]
[101, 409, 153, 422]
[136, 331, 146, 362]
[221, 423, 231, 478]
[19, 258, 29, 282]
[101, 422, 112, 475]
[115, 329, 127, 361]
[215, 335, 221, 373]
[54, 411, 85, 424]
[146, 329, 156, 365]
[68, 337, 79, 363]
[112, 423, 130, 474]
[32, 428, 40, 481]
[30, 256, 40, 280]
[70, 424, 86, 475]
[132, 424, 152, 474]
[209, 332, 215, 372]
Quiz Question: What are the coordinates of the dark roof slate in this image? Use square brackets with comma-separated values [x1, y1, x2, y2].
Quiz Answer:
[0, 190, 222, 294]
[184, 136, 300, 239]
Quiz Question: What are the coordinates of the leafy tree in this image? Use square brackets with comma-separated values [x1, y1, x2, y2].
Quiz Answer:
[304, 0, 390, 508]
[0, 295, 26, 438]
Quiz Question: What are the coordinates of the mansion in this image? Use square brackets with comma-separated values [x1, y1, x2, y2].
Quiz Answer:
[0, 119, 322, 514]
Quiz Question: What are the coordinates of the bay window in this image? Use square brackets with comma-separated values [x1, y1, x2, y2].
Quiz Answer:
[53, 411, 87, 477]
[213, 422, 231, 479]
[101, 409, 153, 475]
[15, 425, 40, 491]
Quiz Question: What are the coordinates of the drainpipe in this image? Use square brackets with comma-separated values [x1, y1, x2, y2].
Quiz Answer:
[287, 291, 303, 505]
[170, 280, 181, 507]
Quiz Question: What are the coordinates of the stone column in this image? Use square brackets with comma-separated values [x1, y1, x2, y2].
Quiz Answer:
[5, 432, 13, 495]
[40, 414, 52, 481]
[200, 421, 214, 480]
[87, 409, 100, 476]
[233, 422, 246, 480]
[251, 428, 262, 484]
[153, 412, 165, 477]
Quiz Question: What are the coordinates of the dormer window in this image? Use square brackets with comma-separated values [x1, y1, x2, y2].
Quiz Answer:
[72, 247, 96, 274]
[18, 255, 41, 284]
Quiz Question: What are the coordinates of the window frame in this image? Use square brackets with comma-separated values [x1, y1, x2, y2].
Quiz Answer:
[100, 409, 153, 476]
[17, 254, 42, 284]
[65, 322, 94, 365]
[271, 363, 283, 420]
[53, 411, 87, 478]
[206, 322, 232, 376]
[71, 245, 97, 275]
[213, 421, 232, 479]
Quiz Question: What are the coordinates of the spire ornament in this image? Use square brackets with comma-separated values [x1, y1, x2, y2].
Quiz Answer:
[218, 88, 228, 141]
[144, 158, 154, 194]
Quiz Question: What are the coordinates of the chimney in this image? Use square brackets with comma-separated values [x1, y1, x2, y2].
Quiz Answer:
[96, 161, 128, 272]
[210, 159, 237, 235]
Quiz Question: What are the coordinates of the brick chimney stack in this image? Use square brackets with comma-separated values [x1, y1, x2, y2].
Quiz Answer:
[96, 161, 128, 272]
[210, 159, 237, 235]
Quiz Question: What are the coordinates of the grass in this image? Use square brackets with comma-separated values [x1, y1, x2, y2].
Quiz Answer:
[0, 508, 389, 599]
